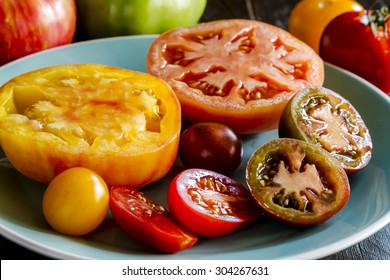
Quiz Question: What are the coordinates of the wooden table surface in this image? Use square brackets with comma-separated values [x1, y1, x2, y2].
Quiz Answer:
[1, 0, 389, 260]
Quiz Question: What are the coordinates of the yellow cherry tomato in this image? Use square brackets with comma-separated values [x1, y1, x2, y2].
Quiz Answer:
[42, 167, 109, 236]
[288, 0, 363, 53]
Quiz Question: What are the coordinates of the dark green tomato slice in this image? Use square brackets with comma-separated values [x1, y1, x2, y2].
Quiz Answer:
[279, 86, 372, 174]
[246, 138, 350, 227]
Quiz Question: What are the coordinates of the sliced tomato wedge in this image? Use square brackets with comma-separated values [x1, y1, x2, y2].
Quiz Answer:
[109, 185, 198, 253]
[147, 19, 324, 134]
[246, 138, 350, 227]
[167, 168, 261, 237]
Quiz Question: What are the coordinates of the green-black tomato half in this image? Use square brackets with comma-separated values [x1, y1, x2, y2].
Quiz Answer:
[75, 0, 208, 38]
[279, 86, 372, 174]
[246, 138, 350, 227]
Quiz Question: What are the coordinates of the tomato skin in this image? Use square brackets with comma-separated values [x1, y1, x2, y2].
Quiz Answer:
[0, 0, 76, 65]
[109, 185, 198, 254]
[279, 86, 372, 174]
[75, 0, 207, 39]
[147, 19, 324, 134]
[246, 138, 350, 227]
[42, 167, 109, 236]
[167, 169, 261, 237]
[178, 122, 243, 175]
[0, 64, 181, 188]
[320, 10, 390, 94]
[288, 0, 363, 53]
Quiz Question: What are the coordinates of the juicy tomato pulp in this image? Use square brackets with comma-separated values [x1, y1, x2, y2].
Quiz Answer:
[246, 138, 350, 227]
[147, 19, 324, 134]
[178, 122, 243, 174]
[167, 169, 261, 237]
[0, 64, 181, 188]
[109, 185, 198, 253]
[279, 86, 372, 174]
[320, 10, 390, 94]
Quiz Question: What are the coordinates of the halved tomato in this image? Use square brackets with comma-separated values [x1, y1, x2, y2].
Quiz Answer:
[109, 185, 198, 253]
[279, 86, 372, 174]
[246, 138, 350, 227]
[167, 168, 261, 237]
[147, 19, 324, 134]
[0, 64, 181, 188]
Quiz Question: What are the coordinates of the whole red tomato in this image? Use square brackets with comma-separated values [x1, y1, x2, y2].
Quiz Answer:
[0, 0, 76, 65]
[320, 8, 390, 94]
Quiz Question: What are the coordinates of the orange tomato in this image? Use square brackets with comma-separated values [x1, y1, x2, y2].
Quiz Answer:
[288, 0, 363, 53]
[0, 64, 181, 188]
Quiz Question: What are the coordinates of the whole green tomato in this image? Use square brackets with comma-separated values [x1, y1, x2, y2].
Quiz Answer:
[75, 0, 207, 38]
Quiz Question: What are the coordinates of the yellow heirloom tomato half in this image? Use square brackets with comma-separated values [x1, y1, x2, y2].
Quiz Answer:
[0, 64, 181, 189]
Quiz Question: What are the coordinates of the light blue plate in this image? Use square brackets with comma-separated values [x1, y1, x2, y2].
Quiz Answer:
[0, 35, 389, 260]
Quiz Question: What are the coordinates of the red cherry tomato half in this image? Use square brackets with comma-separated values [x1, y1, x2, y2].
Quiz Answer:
[167, 168, 261, 237]
[178, 122, 243, 175]
[109, 185, 198, 254]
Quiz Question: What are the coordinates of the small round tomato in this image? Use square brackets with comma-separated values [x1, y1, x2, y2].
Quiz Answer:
[178, 122, 243, 174]
[246, 138, 350, 227]
[279, 86, 372, 174]
[0, 64, 181, 188]
[147, 19, 324, 134]
[109, 185, 198, 254]
[288, 0, 363, 53]
[42, 167, 109, 236]
[167, 168, 261, 237]
[320, 8, 390, 94]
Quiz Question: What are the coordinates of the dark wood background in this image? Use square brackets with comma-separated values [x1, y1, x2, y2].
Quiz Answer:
[1, 0, 389, 260]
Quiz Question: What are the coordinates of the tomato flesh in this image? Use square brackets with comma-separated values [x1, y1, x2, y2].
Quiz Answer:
[279, 86, 372, 174]
[147, 19, 324, 134]
[246, 138, 350, 227]
[167, 168, 261, 237]
[109, 185, 198, 254]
